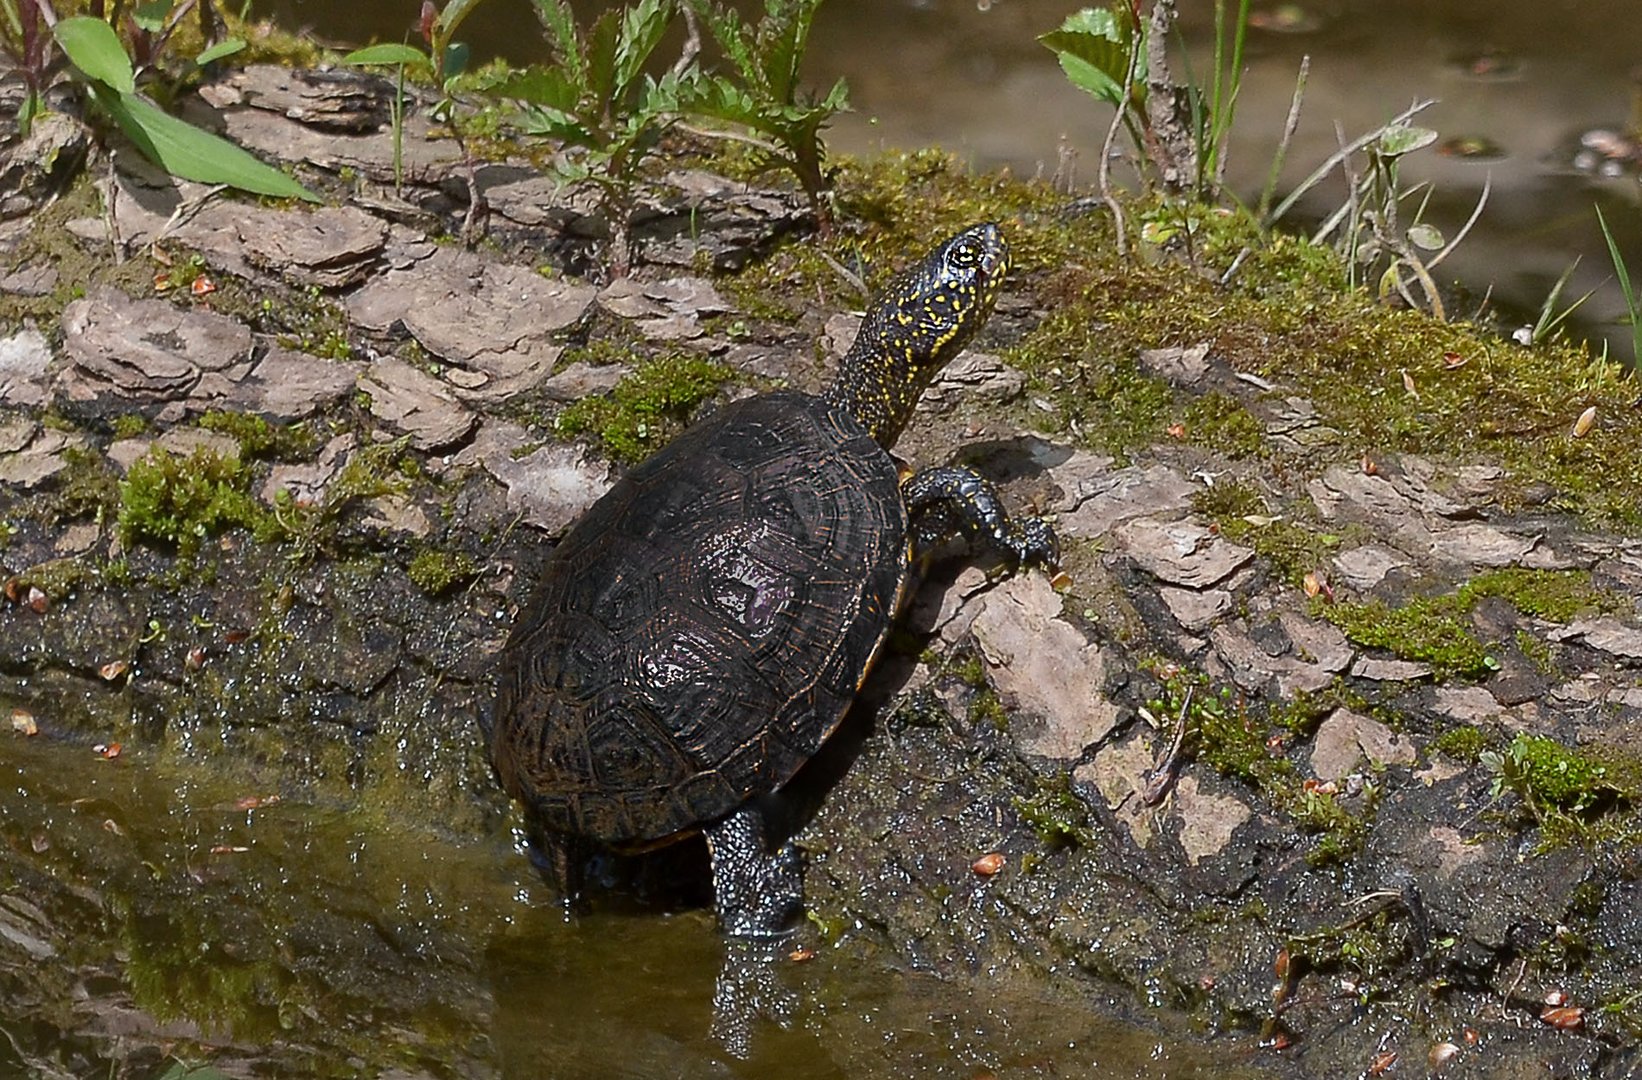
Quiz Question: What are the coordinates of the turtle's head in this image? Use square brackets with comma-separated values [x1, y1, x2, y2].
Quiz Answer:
[828, 223, 1010, 448]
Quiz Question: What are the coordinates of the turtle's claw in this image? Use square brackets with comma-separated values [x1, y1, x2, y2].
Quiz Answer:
[1010, 517, 1060, 573]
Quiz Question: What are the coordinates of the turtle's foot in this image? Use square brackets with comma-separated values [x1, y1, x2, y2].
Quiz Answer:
[905, 464, 1060, 573]
[705, 806, 805, 938]
[525, 818, 592, 916]
[1005, 515, 1060, 573]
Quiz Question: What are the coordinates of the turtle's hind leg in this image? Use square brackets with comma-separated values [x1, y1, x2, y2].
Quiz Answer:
[903, 464, 1059, 570]
[704, 804, 804, 937]
[524, 815, 590, 915]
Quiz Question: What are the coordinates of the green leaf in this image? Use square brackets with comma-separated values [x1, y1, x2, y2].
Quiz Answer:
[613, 0, 671, 94]
[156, 1065, 235, 1080]
[434, 0, 487, 43]
[133, 0, 171, 34]
[531, 0, 585, 86]
[1407, 223, 1444, 250]
[488, 66, 582, 112]
[94, 86, 320, 202]
[54, 16, 136, 94]
[1376, 124, 1438, 158]
[819, 75, 849, 113]
[584, 8, 623, 105]
[340, 42, 430, 67]
[700, 3, 756, 82]
[16, 91, 42, 139]
[1038, 6, 1145, 108]
[194, 38, 246, 66]
[441, 41, 470, 79]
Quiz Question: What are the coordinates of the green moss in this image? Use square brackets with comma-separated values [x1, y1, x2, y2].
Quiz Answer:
[117, 447, 270, 555]
[1142, 666, 1290, 791]
[1294, 787, 1370, 867]
[556, 325, 643, 371]
[1320, 597, 1495, 679]
[198, 410, 319, 461]
[1013, 775, 1095, 848]
[1270, 683, 1363, 736]
[261, 287, 354, 362]
[1181, 391, 1266, 459]
[1005, 309, 1174, 462]
[1515, 628, 1557, 675]
[5, 556, 101, 601]
[1190, 482, 1341, 586]
[1320, 568, 1614, 680]
[407, 547, 478, 596]
[111, 414, 149, 440]
[1431, 725, 1491, 763]
[1464, 567, 1615, 622]
[968, 687, 1009, 731]
[1486, 734, 1619, 813]
[557, 352, 738, 463]
[52, 445, 119, 522]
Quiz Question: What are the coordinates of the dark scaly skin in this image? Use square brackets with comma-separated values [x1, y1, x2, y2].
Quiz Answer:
[826, 223, 1009, 448]
[828, 223, 1057, 572]
[491, 223, 1057, 940]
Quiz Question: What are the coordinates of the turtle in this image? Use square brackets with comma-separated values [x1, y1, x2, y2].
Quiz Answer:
[489, 223, 1058, 935]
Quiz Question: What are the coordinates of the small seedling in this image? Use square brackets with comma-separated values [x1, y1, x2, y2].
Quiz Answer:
[1595, 205, 1642, 363]
[342, 0, 484, 202]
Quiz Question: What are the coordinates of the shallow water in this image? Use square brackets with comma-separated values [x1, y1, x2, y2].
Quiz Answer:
[0, 730, 1280, 1076]
[260, 0, 1642, 361]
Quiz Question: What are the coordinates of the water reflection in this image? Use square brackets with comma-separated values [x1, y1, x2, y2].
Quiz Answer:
[0, 731, 1278, 1076]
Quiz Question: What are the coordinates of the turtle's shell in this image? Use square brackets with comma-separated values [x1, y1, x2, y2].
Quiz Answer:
[491, 389, 907, 846]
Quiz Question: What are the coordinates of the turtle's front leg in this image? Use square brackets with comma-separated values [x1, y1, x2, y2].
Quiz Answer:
[903, 464, 1059, 571]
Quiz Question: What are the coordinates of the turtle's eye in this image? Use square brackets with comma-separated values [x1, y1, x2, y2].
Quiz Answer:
[946, 242, 980, 272]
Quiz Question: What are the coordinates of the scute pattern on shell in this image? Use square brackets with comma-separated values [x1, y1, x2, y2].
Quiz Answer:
[492, 390, 907, 844]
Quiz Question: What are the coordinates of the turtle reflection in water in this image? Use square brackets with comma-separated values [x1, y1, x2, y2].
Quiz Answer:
[489, 223, 1059, 936]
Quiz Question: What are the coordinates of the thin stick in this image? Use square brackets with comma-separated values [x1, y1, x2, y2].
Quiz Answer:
[1097, 21, 1140, 259]
[1426, 173, 1490, 271]
[1268, 98, 1436, 227]
[1258, 54, 1309, 222]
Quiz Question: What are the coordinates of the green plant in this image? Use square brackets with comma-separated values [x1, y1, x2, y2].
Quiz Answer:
[484, 0, 689, 276]
[683, 0, 848, 230]
[111, 0, 247, 94]
[1481, 734, 1619, 817]
[1039, 0, 1248, 202]
[341, 0, 484, 196]
[1176, 0, 1250, 198]
[1528, 258, 1598, 347]
[1266, 104, 1489, 318]
[117, 446, 269, 555]
[1039, 5, 1146, 157]
[52, 14, 316, 200]
[1596, 205, 1642, 363]
[0, 0, 51, 136]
